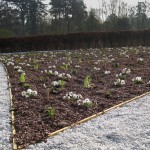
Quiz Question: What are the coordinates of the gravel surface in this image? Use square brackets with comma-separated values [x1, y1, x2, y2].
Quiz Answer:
[0, 62, 150, 150]
[24, 94, 150, 150]
[0, 63, 12, 150]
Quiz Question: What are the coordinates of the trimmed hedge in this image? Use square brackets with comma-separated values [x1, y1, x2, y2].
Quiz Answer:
[0, 30, 150, 53]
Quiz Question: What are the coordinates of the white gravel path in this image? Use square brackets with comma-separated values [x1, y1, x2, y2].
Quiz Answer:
[25, 94, 150, 150]
[0, 63, 12, 150]
[0, 63, 150, 150]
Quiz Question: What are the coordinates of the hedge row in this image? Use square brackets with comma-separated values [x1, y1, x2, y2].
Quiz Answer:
[0, 30, 150, 53]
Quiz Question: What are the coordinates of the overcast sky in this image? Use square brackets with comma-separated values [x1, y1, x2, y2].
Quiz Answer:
[45, 0, 144, 10]
[84, 0, 140, 10]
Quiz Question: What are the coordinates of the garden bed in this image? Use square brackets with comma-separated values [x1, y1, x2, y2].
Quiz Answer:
[0, 46, 150, 147]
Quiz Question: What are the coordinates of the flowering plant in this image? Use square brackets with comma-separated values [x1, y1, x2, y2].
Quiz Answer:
[147, 80, 150, 86]
[19, 73, 26, 83]
[21, 89, 37, 98]
[63, 92, 83, 100]
[132, 77, 143, 84]
[77, 98, 93, 108]
[114, 79, 125, 87]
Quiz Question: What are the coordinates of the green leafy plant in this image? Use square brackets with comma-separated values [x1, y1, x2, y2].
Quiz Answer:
[33, 63, 39, 70]
[33, 59, 39, 70]
[19, 73, 26, 83]
[45, 107, 56, 118]
[83, 75, 92, 88]
[58, 80, 66, 89]
[60, 64, 68, 71]
[38, 76, 43, 82]
[105, 91, 112, 98]
[23, 83, 31, 89]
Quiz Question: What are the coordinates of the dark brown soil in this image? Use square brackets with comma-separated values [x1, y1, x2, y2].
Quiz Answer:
[1, 47, 150, 147]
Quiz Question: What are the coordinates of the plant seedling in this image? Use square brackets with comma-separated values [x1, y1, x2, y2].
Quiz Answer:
[19, 73, 26, 83]
[45, 107, 56, 118]
[23, 83, 31, 89]
[83, 75, 92, 88]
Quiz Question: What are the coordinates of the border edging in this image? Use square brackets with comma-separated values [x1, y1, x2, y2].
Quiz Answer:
[1, 63, 18, 150]
[2, 63, 150, 150]
[18, 91, 150, 149]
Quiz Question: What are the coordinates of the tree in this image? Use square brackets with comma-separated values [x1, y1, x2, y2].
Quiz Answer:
[3, 0, 47, 35]
[49, 0, 87, 32]
[0, 1, 20, 35]
[86, 9, 101, 32]
[26, 0, 47, 35]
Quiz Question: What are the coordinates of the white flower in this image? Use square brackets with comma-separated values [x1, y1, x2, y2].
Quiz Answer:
[136, 77, 142, 81]
[43, 84, 47, 88]
[77, 99, 82, 105]
[64, 92, 83, 100]
[22, 89, 38, 98]
[26, 64, 31, 67]
[54, 71, 59, 76]
[138, 58, 143, 62]
[18, 69, 24, 73]
[27, 89, 32, 95]
[21, 91, 26, 97]
[114, 79, 125, 86]
[94, 67, 100, 71]
[66, 74, 71, 79]
[75, 65, 81, 68]
[122, 68, 131, 75]
[111, 58, 115, 61]
[121, 80, 125, 85]
[58, 74, 63, 78]
[44, 70, 48, 73]
[132, 77, 142, 82]
[104, 71, 110, 75]
[32, 91, 37, 96]
[69, 92, 73, 96]
[63, 96, 66, 100]
[147, 81, 150, 85]
[48, 70, 53, 74]
[83, 98, 91, 104]
[73, 94, 77, 99]
[7, 62, 14, 66]
[51, 81, 59, 86]
[22, 72, 26, 76]
[14, 66, 21, 70]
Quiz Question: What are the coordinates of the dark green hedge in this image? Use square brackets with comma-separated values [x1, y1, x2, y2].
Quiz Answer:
[0, 30, 150, 53]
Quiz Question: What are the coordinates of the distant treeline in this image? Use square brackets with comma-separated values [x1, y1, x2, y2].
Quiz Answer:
[0, 30, 150, 53]
[1, 0, 150, 37]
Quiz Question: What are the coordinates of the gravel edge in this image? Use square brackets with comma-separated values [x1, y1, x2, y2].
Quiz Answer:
[25, 94, 150, 150]
[0, 62, 149, 150]
[0, 63, 13, 150]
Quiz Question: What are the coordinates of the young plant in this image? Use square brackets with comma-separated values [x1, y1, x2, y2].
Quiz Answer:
[58, 80, 66, 89]
[60, 63, 68, 71]
[23, 83, 31, 89]
[132, 77, 143, 84]
[77, 98, 93, 108]
[33, 63, 39, 70]
[45, 107, 56, 118]
[83, 75, 92, 88]
[105, 91, 112, 98]
[114, 79, 125, 87]
[19, 73, 26, 83]
[33, 59, 39, 70]
[51, 80, 66, 94]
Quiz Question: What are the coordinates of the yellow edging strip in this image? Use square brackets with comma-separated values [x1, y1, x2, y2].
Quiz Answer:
[47, 91, 150, 138]
[2, 63, 18, 150]
[2, 63, 150, 150]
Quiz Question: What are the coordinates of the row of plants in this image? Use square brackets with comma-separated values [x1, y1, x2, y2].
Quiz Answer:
[0, 46, 149, 147]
